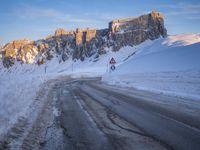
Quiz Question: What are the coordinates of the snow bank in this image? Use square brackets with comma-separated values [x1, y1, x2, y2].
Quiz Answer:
[0, 74, 47, 136]
[102, 33, 200, 99]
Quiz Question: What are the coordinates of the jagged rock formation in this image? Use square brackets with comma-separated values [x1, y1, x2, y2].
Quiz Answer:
[1, 40, 37, 67]
[0, 11, 167, 67]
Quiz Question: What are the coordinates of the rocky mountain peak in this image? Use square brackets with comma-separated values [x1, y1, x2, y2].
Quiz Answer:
[150, 11, 164, 18]
[54, 28, 68, 36]
[75, 28, 96, 46]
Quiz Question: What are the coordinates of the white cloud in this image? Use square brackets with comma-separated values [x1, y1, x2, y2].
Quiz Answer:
[13, 5, 100, 24]
[14, 5, 66, 19]
[83, 11, 127, 21]
[160, 3, 200, 16]
[186, 16, 200, 20]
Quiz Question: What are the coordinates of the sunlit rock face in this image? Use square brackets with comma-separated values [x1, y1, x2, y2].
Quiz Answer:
[54, 28, 68, 37]
[1, 40, 36, 67]
[1, 11, 167, 67]
[74, 28, 98, 60]
[109, 11, 167, 51]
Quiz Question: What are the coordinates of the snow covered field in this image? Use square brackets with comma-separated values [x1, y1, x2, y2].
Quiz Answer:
[102, 33, 200, 99]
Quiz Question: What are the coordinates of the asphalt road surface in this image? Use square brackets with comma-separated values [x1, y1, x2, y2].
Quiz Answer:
[1, 77, 200, 150]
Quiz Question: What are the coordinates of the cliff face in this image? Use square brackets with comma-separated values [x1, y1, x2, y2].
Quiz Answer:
[1, 40, 37, 67]
[109, 11, 167, 51]
[0, 11, 167, 67]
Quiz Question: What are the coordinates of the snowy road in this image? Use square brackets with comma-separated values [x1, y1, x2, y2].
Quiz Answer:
[1, 77, 200, 150]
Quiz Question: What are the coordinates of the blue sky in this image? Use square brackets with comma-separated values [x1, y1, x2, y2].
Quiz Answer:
[0, 0, 200, 45]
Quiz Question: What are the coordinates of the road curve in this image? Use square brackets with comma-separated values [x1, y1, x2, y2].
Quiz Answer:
[1, 77, 199, 150]
[42, 78, 200, 150]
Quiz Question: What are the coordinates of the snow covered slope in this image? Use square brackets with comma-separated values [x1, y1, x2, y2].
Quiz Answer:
[0, 45, 138, 77]
[102, 33, 200, 99]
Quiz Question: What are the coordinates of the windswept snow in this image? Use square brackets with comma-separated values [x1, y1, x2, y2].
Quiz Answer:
[102, 33, 200, 99]
[110, 42, 200, 73]
[163, 33, 200, 46]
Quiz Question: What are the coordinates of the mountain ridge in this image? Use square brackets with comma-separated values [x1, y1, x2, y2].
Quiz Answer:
[0, 11, 167, 68]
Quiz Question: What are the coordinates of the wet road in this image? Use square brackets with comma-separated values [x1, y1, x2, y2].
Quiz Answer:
[1, 77, 200, 150]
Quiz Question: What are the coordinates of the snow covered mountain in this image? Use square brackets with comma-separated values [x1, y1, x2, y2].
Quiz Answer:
[102, 33, 200, 99]
[0, 11, 166, 68]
